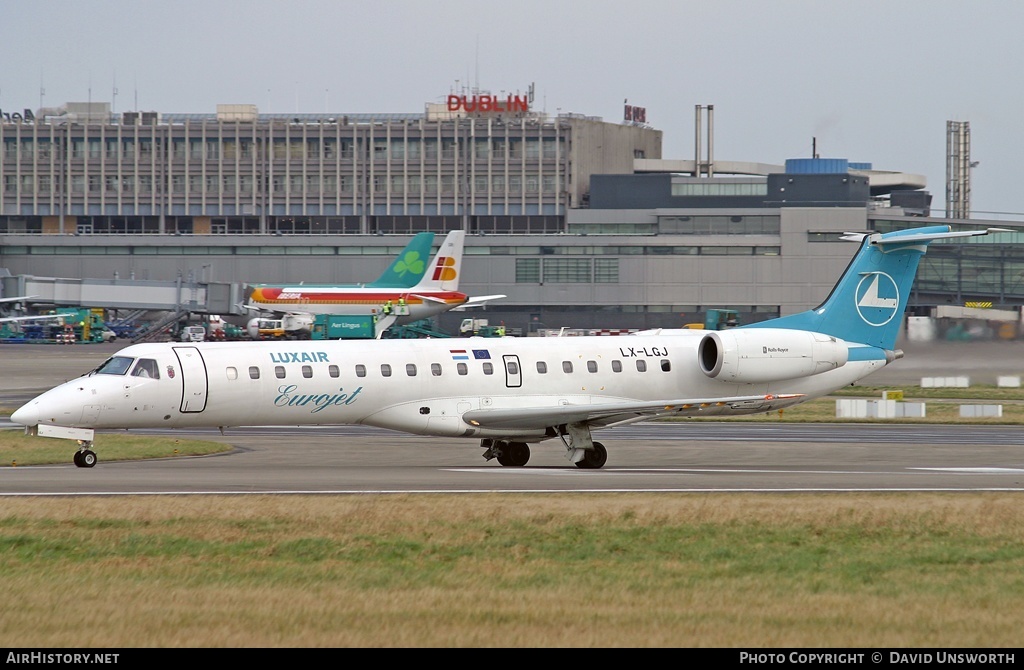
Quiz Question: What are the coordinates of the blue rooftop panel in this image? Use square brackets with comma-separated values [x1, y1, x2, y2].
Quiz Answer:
[785, 158, 849, 174]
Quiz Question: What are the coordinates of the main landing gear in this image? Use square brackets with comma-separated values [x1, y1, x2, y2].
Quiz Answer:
[73, 441, 97, 468]
[482, 440, 531, 467]
[557, 422, 608, 469]
[575, 441, 608, 469]
[480, 421, 609, 470]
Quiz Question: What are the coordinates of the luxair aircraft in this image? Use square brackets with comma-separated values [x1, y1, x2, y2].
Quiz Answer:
[245, 229, 505, 330]
[12, 225, 1003, 469]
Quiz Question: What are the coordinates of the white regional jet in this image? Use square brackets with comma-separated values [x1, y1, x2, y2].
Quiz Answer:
[11, 225, 1005, 469]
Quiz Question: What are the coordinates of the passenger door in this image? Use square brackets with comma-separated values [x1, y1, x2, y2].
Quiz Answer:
[173, 346, 209, 412]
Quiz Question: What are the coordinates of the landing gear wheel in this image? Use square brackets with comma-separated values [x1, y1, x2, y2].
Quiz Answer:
[74, 450, 97, 468]
[503, 441, 530, 467]
[575, 441, 607, 469]
[495, 441, 512, 466]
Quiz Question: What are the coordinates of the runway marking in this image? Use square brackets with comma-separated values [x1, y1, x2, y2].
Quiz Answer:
[912, 467, 1024, 474]
[447, 467, 1022, 476]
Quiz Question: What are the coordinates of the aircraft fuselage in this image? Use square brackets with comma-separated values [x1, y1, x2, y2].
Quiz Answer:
[14, 333, 887, 441]
[246, 288, 469, 325]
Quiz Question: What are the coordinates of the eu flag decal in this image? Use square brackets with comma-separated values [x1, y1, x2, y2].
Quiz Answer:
[473, 349, 491, 360]
[450, 349, 469, 360]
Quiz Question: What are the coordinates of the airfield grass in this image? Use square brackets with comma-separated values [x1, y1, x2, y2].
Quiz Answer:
[1, 493, 1023, 647]
[0, 432, 231, 467]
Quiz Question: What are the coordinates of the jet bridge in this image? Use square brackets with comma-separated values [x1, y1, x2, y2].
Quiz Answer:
[1, 274, 247, 317]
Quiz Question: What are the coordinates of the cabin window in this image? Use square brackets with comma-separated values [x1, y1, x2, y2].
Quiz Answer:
[562, 361, 573, 373]
[381, 364, 392, 377]
[431, 363, 442, 376]
[131, 359, 160, 379]
[507, 360, 519, 375]
[587, 360, 598, 373]
[275, 366, 286, 379]
[457, 362, 468, 375]
[406, 363, 417, 376]
[226, 367, 238, 380]
[660, 359, 671, 372]
[248, 366, 260, 380]
[636, 360, 647, 372]
[482, 362, 494, 375]
[329, 365, 340, 378]
[302, 365, 313, 378]
[536, 361, 547, 374]
[612, 360, 622, 372]
[355, 364, 366, 378]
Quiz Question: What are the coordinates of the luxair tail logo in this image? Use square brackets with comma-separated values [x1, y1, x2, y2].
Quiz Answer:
[394, 250, 426, 278]
[432, 255, 458, 281]
[855, 271, 899, 326]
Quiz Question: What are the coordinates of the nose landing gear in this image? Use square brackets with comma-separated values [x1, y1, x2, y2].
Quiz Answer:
[73, 441, 97, 468]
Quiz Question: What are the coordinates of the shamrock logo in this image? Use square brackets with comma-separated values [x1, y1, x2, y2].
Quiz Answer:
[394, 251, 425, 278]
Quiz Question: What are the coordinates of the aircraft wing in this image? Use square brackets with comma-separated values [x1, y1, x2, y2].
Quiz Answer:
[451, 294, 507, 311]
[461, 393, 803, 431]
[0, 314, 67, 324]
[242, 303, 289, 315]
[0, 295, 38, 304]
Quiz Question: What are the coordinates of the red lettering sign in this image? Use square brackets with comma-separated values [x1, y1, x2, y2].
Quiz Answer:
[446, 95, 530, 114]
[624, 105, 646, 124]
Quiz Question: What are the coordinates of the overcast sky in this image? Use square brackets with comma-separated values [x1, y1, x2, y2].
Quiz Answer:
[3, 0, 1020, 216]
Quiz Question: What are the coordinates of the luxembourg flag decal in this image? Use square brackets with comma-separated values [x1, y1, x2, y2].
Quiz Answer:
[450, 349, 469, 360]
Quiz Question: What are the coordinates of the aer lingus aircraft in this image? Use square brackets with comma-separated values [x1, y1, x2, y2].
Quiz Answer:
[12, 225, 1004, 469]
[245, 229, 505, 331]
[246, 229, 436, 304]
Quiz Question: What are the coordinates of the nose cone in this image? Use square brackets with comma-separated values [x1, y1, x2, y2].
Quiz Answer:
[10, 402, 37, 427]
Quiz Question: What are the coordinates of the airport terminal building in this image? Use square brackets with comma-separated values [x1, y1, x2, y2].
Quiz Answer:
[2, 96, 1024, 336]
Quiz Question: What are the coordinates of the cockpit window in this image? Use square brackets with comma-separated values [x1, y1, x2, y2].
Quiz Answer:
[131, 359, 160, 379]
[95, 356, 134, 376]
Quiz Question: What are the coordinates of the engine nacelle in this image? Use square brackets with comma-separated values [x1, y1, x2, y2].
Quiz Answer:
[698, 328, 849, 383]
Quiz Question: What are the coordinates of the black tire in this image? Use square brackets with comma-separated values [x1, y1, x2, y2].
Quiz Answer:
[80, 450, 97, 468]
[73, 451, 83, 467]
[575, 441, 608, 469]
[494, 441, 512, 466]
[504, 441, 531, 467]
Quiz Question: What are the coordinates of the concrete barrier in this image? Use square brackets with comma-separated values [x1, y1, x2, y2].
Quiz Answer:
[959, 404, 1003, 418]
[921, 376, 970, 388]
[836, 399, 868, 418]
[835, 399, 927, 419]
[997, 376, 1021, 388]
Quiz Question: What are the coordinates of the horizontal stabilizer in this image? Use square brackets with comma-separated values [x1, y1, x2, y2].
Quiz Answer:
[840, 227, 1013, 244]
[452, 294, 507, 311]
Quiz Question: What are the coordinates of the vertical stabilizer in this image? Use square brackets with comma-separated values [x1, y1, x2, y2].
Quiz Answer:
[744, 225, 1006, 350]
[368, 232, 436, 287]
[412, 230, 466, 291]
